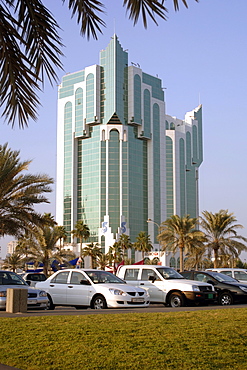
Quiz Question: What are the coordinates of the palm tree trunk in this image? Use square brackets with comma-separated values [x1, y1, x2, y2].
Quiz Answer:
[179, 247, 184, 272]
[80, 237, 83, 268]
[213, 248, 219, 268]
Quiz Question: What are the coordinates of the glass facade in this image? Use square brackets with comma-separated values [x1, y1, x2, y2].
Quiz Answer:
[57, 35, 203, 256]
[128, 127, 148, 240]
[63, 102, 73, 233]
[166, 136, 174, 217]
[153, 103, 161, 233]
[179, 138, 186, 216]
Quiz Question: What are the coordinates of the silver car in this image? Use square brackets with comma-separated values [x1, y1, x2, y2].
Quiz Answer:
[36, 269, 150, 309]
[0, 270, 48, 310]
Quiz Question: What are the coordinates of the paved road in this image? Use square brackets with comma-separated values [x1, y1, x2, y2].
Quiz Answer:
[1, 303, 246, 318]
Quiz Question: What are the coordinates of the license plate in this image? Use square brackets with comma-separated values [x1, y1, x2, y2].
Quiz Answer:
[208, 293, 213, 299]
[131, 298, 144, 302]
[28, 300, 37, 305]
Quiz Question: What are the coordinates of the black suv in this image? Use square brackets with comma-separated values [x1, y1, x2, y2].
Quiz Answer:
[180, 270, 247, 305]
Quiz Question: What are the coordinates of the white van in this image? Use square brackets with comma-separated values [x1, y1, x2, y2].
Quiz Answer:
[116, 265, 216, 307]
[206, 268, 247, 283]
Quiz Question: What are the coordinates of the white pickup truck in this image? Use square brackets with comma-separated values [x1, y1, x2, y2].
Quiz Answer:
[116, 265, 216, 307]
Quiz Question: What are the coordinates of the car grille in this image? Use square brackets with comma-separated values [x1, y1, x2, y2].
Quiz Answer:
[199, 286, 213, 292]
[127, 292, 145, 296]
[28, 292, 38, 298]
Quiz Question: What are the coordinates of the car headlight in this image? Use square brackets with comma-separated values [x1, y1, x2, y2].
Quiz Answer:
[192, 285, 200, 292]
[0, 291, 7, 297]
[39, 291, 47, 297]
[239, 286, 247, 293]
[109, 288, 127, 296]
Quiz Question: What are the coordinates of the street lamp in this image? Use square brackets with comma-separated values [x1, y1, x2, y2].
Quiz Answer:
[146, 218, 161, 253]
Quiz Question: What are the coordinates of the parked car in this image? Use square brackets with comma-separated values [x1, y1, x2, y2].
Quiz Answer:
[206, 268, 247, 283]
[180, 270, 247, 305]
[116, 265, 216, 307]
[0, 270, 48, 310]
[18, 272, 47, 287]
[36, 269, 150, 310]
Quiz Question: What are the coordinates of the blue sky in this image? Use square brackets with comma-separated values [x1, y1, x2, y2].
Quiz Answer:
[1, 0, 247, 258]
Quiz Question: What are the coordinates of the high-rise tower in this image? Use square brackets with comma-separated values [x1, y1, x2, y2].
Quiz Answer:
[56, 35, 203, 267]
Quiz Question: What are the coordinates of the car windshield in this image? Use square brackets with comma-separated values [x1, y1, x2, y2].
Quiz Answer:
[0, 271, 27, 286]
[156, 267, 184, 279]
[85, 271, 126, 284]
[208, 271, 238, 283]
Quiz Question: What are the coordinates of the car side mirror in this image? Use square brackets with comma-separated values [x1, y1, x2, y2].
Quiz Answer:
[148, 276, 156, 283]
[80, 280, 91, 285]
[26, 280, 31, 286]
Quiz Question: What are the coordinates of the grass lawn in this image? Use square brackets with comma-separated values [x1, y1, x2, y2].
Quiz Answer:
[1, 308, 247, 370]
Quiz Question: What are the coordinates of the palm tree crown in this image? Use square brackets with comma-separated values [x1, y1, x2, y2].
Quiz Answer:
[0, 0, 198, 127]
[200, 210, 247, 268]
[82, 242, 102, 269]
[0, 143, 53, 238]
[114, 234, 133, 256]
[71, 220, 90, 265]
[133, 231, 153, 260]
[158, 215, 205, 272]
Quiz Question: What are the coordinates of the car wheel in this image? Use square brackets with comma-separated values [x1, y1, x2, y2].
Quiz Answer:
[91, 295, 107, 309]
[46, 295, 55, 310]
[219, 292, 233, 305]
[169, 292, 185, 308]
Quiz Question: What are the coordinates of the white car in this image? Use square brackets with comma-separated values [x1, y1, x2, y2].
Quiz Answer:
[18, 272, 47, 287]
[0, 270, 48, 310]
[36, 269, 150, 310]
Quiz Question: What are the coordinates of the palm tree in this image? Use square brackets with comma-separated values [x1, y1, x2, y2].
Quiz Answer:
[82, 242, 102, 269]
[2, 252, 24, 272]
[200, 210, 247, 268]
[71, 220, 90, 267]
[184, 245, 209, 270]
[96, 253, 110, 271]
[114, 234, 133, 257]
[0, 143, 53, 238]
[42, 213, 57, 227]
[0, 0, 197, 127]
[108, 244, 124, 273]
[133, 231, 153, 260]
[56, 226, 68, 251]
[28, 224, 75, 276]
[157, 215, 206, 272]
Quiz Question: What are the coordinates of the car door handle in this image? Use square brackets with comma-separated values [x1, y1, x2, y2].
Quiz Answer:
[68, 286, 73, 288]
[49, 284, 55, 287]
[140, 283, 144, 285]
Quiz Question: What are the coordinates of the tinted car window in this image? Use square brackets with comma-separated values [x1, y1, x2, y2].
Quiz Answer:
[85, 271, 125, 284]
[70, 272, 88, 285]
[141, 269, 161, 281]
[157, 268, 184, 279]
[0, 271, 26, 285]
[194, 273, 211, 282]
[219, 271, 232, 277]
[51, 271, 69, 284]
[124, 269, 139, 281]
[234, 271, 247, 281]
[26, 274, 46, 282]
[208, 272, 238, 283]
[180, 271, 193, 279]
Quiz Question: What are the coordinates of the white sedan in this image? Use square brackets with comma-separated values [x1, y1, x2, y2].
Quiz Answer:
[36, 269, 150, 309]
